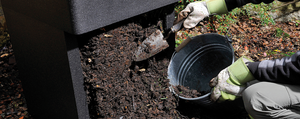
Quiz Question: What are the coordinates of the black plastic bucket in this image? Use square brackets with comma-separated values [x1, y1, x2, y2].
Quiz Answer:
[168, 33, 234, 106]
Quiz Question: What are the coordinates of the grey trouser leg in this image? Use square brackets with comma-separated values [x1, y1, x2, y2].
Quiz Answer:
[242, 82, 300, 119]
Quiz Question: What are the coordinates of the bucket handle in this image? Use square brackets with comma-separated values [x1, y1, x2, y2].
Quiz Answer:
[225, 29, 235, 62]
[226, 34, 232, 43]
[225, 27, 233, 43]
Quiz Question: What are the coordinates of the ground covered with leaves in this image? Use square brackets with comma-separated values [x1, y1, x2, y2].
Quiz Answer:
[0, 41, 32, 119]
[1, 5, 300, 119]
[176, 16, 300, 61]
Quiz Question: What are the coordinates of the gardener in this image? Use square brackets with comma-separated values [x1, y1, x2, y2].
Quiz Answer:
[176, 0, 300, 118]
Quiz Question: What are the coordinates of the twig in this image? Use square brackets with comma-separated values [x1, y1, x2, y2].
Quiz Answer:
[109, 94, 119, 102]
[174, 109, 189, 118]
[132, 95, 136, 112]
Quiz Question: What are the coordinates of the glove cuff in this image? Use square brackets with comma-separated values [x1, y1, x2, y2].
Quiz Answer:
[218, 91, 238, 102]
[205, 0, 228, 15]
[227, 56, 255, 86]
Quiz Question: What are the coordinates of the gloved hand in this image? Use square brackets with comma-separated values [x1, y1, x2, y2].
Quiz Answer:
[210, 56, 255, 102]
[174, 1, 209, 29]
[174, 0, 229, 29]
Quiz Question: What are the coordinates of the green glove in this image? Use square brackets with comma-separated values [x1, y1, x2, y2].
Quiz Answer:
[205, 0, 228, 15]
[210, 56, 255, 102]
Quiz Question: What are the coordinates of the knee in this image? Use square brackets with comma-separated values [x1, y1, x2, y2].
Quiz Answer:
[242, 83, 260, 117]
[242, 82, 272, 118]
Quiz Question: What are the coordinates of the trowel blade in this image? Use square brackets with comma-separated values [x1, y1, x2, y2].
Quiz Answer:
[133, 30, 169, 61]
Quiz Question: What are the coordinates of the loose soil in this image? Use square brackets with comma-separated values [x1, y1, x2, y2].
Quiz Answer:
[172, 85, 203, 98]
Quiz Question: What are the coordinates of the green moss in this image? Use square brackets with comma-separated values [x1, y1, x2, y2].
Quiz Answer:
[275, 28, 290, 38]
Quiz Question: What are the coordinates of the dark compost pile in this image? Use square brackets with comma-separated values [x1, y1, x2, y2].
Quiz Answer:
[79, 14, 181, 118]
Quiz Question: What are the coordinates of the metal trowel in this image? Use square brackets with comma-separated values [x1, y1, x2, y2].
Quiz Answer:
[133, 21, 183, 61]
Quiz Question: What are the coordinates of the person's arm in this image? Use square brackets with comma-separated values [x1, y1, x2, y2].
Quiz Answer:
[247, 51, 300, 84]
[225, 0, 274, 12]
[209, 0, 292, 15]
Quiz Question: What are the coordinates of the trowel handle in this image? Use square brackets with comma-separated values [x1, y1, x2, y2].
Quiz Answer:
[171, 20, 184, 32]
[162, 20, 184, 42]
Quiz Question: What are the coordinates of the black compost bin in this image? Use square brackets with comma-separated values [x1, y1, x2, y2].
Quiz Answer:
[2, 0, 177, 34]
[168, 33, 235, 106]
[1, 0, 177, 118]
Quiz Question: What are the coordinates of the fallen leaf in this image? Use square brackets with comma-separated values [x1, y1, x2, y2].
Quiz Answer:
[139, 69, 146, 72]
[104, 34, 113, 38]
[88, 58, 92, 63]
[244, 46, 248, 51]
[17, 94, 21, 98]
[264, 52, 267, 57]
[0, 53, 8, 57]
